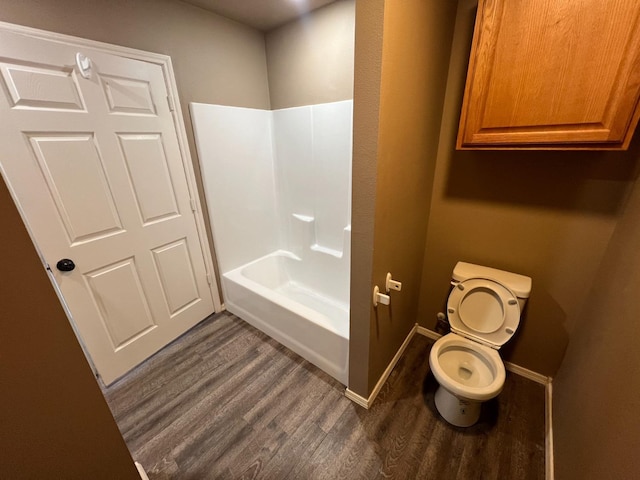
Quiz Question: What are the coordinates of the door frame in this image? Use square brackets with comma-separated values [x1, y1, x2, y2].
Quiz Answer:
[0, 21, 223, 329]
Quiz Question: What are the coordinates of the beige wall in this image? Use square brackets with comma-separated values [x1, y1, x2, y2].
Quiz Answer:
[0, 177, 139, 479]
[349, 0, 385, 396]
[552, 164, 640, 478]
[349, 0, 458, 396]
[0, 0, 271, 285]
[0, 0, 270, 111]
[265, 0, 355, 109]
[417, 0, 640, 376]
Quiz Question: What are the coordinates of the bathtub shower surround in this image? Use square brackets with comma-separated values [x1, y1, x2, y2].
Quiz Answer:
[191, 100, 352, 384]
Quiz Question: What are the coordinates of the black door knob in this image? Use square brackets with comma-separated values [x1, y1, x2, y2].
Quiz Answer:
[56, 259, 75, 272]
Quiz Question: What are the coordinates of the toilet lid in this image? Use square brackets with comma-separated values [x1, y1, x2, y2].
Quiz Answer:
[447, 278, 520, 349]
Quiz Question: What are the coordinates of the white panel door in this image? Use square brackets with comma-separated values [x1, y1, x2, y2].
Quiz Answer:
[0, 28, 216, 384]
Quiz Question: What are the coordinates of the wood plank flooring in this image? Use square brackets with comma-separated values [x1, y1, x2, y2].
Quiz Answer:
[103, 312, 545, 479]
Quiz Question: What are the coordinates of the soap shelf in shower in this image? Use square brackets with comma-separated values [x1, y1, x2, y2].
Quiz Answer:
[311, 244, 343, 258]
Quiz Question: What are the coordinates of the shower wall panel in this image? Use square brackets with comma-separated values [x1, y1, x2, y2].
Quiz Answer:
[190, 104, 279, 274]
[192, 100, 352, 279]
[273, 100, 353, 256]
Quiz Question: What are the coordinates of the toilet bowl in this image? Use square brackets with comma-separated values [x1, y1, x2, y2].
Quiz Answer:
[428, 262, 532, 427]
[429, 333, 505, 427]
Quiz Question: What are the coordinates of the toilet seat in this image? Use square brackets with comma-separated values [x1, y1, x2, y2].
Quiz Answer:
[429, 333, 506, 401]
[447, 278, 520, 349]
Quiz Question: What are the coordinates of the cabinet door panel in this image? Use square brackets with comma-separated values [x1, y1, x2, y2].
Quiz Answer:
[457, 0, 640, 150]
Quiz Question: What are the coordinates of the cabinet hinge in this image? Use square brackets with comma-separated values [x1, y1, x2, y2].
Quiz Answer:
[166, 95, 175, 112]
[190, 197, 197, 212]
[206, 273, 213, 286]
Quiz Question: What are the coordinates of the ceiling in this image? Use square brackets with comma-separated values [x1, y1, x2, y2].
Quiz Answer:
[181, 0, 337, 32]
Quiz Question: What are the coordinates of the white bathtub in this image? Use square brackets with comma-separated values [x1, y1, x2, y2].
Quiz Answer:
[191, 101, 352, 386]
[223, 250, 349, 385]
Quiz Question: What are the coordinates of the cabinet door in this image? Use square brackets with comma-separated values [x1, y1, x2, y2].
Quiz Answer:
[457, 0, 640, 150]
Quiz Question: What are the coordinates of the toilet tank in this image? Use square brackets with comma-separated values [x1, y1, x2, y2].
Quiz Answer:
[451, 262, 532, 303]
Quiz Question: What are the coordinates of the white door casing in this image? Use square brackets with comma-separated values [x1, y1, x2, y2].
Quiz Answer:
[0, 23, 221, 385]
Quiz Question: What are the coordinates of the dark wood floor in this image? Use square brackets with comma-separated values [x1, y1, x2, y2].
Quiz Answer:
[103, 312, 545, 480]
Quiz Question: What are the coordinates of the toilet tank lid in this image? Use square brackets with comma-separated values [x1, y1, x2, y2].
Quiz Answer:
[452, 262, 532, 298]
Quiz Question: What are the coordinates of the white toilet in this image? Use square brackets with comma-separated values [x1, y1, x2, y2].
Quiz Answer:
[429, 262, 532, 427]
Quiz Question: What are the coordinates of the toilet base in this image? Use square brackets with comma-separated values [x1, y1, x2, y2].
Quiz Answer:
[434, 385, 481, 427]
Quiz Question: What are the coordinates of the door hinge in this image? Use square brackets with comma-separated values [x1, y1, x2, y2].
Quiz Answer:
[190, 197, 197, 212]
[206, 273, 213, 285]
[166, 94, 175, 112]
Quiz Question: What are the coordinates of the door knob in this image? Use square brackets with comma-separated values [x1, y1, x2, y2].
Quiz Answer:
[56, 259, 75, 272]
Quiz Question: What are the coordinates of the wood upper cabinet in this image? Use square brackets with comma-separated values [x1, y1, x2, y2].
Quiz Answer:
[457, 0, 640, 150]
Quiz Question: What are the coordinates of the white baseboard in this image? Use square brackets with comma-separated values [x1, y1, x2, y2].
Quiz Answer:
[504, 361, 549, 385]
[344, 388, 369, 408]
[417, 325, 440, 341]
[545, 381, 554, 480]
[135, 462, 150, 480]
[345, 324, 417, 409]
